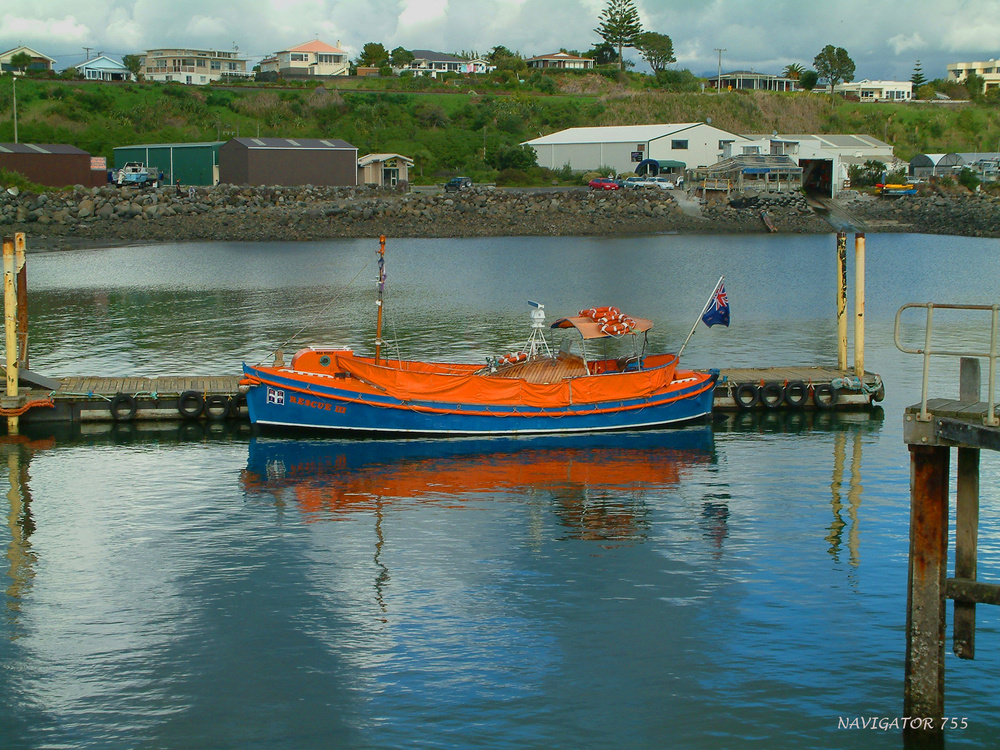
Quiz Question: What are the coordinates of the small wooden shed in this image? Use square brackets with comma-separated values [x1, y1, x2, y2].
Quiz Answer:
[0, 143, 106, 187]
[358, 153, 413, 187]
[219, 137, 358, 187]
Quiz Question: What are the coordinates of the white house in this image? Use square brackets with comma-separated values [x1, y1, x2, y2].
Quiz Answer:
[833, 79, 913, 101]
[523, 123, 750, 175]
[401, 50, 466, 77]
[259, 40, 349, 78]
[77, 55, 133, 82]
[141, 48, 252, 85]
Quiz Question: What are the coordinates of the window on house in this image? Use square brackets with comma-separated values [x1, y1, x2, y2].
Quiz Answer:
[671, 140, 688, 150]
[291, 54, 307, 62]
[636, 144, 645, 152]
[211, 60, 221, 70]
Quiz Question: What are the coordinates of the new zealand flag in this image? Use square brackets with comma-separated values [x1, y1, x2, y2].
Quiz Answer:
[702, 281, 730, 328]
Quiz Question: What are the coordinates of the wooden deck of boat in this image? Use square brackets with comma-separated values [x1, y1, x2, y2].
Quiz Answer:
[10, 365, 881, 424]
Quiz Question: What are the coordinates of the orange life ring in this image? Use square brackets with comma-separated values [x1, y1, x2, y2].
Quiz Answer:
[498, 351, 528, 365]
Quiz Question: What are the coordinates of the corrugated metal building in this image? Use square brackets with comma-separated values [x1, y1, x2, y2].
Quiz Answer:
[113, 142, 224, 186]
[219, 137, 358, 187]
[0, 143, 105, 187]
[523, 123, 750, 176]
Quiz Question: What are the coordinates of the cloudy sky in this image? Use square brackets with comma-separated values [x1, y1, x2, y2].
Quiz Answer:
[2, 0, 999, 81]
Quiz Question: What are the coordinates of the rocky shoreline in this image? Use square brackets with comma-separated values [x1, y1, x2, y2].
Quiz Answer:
[2, 182, 998, 250]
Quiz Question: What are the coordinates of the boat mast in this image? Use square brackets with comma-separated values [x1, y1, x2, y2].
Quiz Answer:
[375, 235, 386, 364]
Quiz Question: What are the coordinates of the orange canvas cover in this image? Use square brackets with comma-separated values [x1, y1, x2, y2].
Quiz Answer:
[333, 353, 682, 407]
[550, 315, 654, 340]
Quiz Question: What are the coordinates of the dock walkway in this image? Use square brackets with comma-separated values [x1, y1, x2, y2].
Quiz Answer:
[9, 365, 883, 425]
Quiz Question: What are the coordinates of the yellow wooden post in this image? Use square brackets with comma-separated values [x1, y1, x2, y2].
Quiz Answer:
[3, 236, 19, 434]
[14, 233, 27, 368]
[836, 231, 848, 371]
[854, 233, 866, 378]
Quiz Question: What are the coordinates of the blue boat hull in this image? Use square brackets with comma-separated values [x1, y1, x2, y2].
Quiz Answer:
[243, 364, 717, 436]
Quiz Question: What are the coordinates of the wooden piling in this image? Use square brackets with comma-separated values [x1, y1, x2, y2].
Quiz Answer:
[954, 358, 981, 659]
[3, 236, 19, 434]
[854, 233, 865, 378]
[836, 231, 848, 371]
[904, 444, 949, 730]
[14, 233, 27, 368]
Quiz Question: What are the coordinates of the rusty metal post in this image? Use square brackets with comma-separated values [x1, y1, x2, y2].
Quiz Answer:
[904, 444, 949, 731]
[836, 231, 848, 371]
[853, 233, 865, 378]
[954, 357, 981, 659]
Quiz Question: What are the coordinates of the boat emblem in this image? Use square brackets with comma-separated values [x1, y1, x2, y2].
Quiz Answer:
[266, 387, 285, 406]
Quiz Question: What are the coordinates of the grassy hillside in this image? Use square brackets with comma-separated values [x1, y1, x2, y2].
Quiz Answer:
[2, 74, 999, 185]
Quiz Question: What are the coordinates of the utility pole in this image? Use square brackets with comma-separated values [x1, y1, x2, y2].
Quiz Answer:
[714, 48, 726, 93]
[83, 46, 93, 60]
[12, 75, 17, 144]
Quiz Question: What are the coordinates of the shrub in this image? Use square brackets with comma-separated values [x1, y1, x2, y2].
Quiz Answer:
[957, 167, 980, 191]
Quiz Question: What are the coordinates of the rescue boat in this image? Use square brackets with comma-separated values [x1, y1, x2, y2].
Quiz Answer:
[240, 237, 718, 436]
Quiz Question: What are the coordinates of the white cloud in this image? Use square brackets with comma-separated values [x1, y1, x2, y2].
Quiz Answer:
[1, 13, 90, 45]
[888, 32, 925, 55]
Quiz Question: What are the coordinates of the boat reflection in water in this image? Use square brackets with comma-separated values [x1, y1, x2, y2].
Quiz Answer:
[241, 427, 715, 543]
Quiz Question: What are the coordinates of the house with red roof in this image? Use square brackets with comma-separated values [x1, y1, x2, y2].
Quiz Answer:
[259, 40, 349, 78]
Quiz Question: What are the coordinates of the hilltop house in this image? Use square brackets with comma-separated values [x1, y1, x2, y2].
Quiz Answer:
[946, 59, 1000, 93]
[140, 48, 252, 85]
[833, 79, 913, 101]
[707, 70, 798, 92]
[258, 40, 349, 78]
[525, 52, 594, 70]
[0, 46, 56, 74]
[77, 55, 133, 82]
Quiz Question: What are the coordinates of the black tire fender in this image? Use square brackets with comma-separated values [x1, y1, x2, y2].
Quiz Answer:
[813, 383, 839, 410]
[204, 394, 231, 420]
[784, 380, 809, 408]
[734, 384, 760, 410]
[178, 390, 205, 419]
[110, 392, 138, 421]
[760, 383, 785, 409]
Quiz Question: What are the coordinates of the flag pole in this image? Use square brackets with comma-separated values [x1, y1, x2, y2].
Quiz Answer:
[678, 276, 724, 357]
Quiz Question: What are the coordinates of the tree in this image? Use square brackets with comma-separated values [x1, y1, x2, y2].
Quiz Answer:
[489, 143, 537, 171]
[911, 60, 926, 89]
[9, 52, 32, 73]
[357, 42, 389, 68]
[799, 70, 819, 91]
[635, 31, 675, 73]
[585, 42, 619, 67]
[964, 71, 985, 101]
[594, 0, 643, 71]
[813, 45, 855, 94]
[390, 47, 414, 67]
[782, 63, 804, 80]
[122, 54, 143, 80]
[487, 45, 515, 63]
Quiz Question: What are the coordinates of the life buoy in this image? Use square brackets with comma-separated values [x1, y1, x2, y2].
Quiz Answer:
[813, 383, 838, 409]
[110, 392, 138, 421]
[178, 390, 205, 419]
[760, 383, 785, 409]
[784, 380, 809, 408]
[204, 394, 231, 420]
[734, 384, 759, 410]
[498, 351, 528, 366]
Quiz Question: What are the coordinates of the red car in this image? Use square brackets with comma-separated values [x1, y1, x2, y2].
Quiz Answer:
[588, 177, 621, 190]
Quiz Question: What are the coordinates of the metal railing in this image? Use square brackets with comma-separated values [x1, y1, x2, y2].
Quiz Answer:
[895, 302, 999, 425]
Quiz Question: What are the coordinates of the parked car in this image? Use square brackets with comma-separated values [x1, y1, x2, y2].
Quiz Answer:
[622, 175, 674, 190]
[588, 177, 621, 190]
[445, 176, 473, 192]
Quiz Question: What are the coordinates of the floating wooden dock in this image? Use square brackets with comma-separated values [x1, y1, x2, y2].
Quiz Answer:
[2, 364, 884, 427]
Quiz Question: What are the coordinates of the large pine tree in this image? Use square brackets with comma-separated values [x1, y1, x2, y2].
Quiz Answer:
[594, 0, 643, 71]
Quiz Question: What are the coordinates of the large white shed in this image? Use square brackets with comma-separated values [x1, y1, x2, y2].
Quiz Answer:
[523, 123, 750, 176]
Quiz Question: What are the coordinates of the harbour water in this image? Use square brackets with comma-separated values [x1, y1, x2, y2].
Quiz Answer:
[1, 232, 998, 749]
